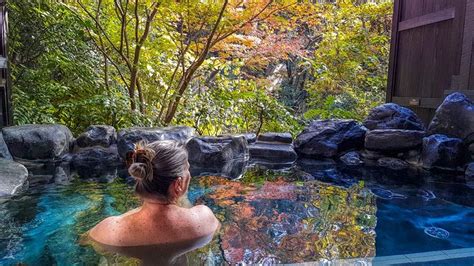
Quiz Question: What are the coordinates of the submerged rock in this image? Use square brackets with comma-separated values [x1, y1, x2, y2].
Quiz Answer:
[294, 119, 366, 158]
[422, 134, 463, 170]
[0, 159, 28, 196]
[75, 125, 116, 148]
[428, 92, 474, 142]
[117, 126, 195, 159]
[257, 132, 293, 144]
[340, 151, 363, 166]
[186, 136, 248, 167]
[365, 129, 425, 152]
[0, 132, 12, 160]
[2, 124, 73, 161]
[377, 157, 409, 171]
[249, 142, 297, 162]
[364, 103, 425, 131]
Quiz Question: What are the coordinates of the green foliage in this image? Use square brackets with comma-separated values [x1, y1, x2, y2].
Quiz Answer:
[175, 59, 302, 136]
[9, 0, 392, 135]
[304, 0, 392, 121]
[9, 0, 145, 134]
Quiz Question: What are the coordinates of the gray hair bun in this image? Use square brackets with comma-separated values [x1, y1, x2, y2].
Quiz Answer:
[128, 141, 156, 181]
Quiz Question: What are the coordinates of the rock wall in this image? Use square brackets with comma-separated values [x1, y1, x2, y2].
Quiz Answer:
[0, 92, 472, 196]
[296, 92, 473, 174]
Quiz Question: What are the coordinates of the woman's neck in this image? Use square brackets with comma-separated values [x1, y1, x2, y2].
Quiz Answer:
[143, 197, 174, 206]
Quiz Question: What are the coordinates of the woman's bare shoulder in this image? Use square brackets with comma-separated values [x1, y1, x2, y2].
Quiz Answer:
[188, 205, 219, 235]
[88, 216, 122, 245]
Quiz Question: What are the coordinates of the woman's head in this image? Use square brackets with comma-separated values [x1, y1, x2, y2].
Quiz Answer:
[128, 140, 190, 202]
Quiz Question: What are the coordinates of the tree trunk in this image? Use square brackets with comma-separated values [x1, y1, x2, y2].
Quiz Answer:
[137, 77, 145, 114]
[129, 68, 137, 110]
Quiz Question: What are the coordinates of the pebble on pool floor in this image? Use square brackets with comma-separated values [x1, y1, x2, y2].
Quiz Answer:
[424, 227, 449, 239]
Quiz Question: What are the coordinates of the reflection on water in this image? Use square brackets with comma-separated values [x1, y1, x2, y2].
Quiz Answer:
[193, 169, 377, 263]
[1, 161, 474, 264]
[87, 234, 214, 266]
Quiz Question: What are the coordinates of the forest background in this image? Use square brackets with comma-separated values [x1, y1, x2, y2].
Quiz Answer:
[9, 0, 393, 136]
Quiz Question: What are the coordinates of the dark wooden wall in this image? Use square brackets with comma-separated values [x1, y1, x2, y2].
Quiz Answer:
[0, 0, 10, 127]
[387, 0, 474, 125]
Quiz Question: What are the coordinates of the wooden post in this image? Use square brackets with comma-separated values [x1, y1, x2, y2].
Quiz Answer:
[458, 0, 474, 91]
[0, 0, 11, 127]
[386, 0, 401, 103]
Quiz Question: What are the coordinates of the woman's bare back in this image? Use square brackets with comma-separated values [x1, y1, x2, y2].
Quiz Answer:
[89, 204, 219, 247]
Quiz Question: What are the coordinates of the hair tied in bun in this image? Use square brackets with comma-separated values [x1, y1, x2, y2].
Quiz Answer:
[128, 141, 156, 181]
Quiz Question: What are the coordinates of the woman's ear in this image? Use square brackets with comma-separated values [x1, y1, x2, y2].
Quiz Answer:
[174, 177, 185, 194]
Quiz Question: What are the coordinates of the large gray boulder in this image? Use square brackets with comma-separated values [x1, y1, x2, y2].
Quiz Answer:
[428, 92, 474, 142]
[294, 120, 366, 158]
[0, 159, 28, 196]
[71, 145, 122, 178]
[0, 132, 12, 160]
[72, 145, 121, 170]
[249, 142, 297, 162]
[75, 125, 116, 148]
[2, 124, 73, 161]
[422, 134, 464, 170]
[186, 136, 248, 167]
[117, 126, 195, 159]
[257, 132, 293, 144]
[249, 133, 296, 163]
[364, 103, 425, 131]
[365, 129, 425, 152]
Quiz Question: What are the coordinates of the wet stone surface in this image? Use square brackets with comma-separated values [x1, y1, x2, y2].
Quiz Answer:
[186, 136, 248, 167]
[2, 124, 74, 161]
[364, 103, 425, 131]
[0, 159, 28, 196]
[365, 129, 425, 152]
[257, 132, 293, 144]
[75, 125, 117, 149]
[0, 133, 12, 160]
[294, 119, 366, 158]
[422, 134, 464, 170]
[248, 142, 297, 162]
[428, 92, 474, 142]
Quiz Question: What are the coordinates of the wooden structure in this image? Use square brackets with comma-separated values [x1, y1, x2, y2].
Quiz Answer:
[387, 0, 474, 124]
[0, 0, 10, 127]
